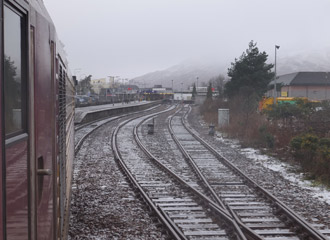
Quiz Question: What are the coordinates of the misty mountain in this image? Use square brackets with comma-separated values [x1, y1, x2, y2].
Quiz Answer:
[131, 60, 228, 91]
[277, 49, 330, 75]
[131, 48, 330, 90]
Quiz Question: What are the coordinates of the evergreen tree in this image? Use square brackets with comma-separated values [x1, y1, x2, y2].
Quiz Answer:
[192, 83, 197, 98]
[225, 40, 274, 99]
[206, 82, 213, 99]
[76, 75, 94, 95]
[209, 74, 225, 99]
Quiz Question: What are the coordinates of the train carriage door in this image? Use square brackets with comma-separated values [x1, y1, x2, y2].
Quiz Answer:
[34, 12, 56, 240]
[3, 2, 30, 239]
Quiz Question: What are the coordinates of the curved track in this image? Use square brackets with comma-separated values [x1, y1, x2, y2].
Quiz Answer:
[74, 104, 162, 154]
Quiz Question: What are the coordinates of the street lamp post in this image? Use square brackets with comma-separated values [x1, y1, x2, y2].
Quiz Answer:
[171, 80, 174, 100]
[196, 76, 199, 99]
[108, 75, 115, 105]
[181, 82, 183, 102]
[274, 45, 280, 104]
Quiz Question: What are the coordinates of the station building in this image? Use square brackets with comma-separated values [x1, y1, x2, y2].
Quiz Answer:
[267, 72, 330, 101]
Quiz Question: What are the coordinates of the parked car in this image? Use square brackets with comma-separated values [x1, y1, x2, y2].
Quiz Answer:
[75, 95, 89, 106]
[90, 95, 99, 104]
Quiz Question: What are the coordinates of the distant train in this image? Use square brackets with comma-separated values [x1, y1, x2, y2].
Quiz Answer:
[1, 1, 75, 239]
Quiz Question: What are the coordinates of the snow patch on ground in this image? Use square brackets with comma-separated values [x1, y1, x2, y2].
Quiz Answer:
[216, 134, 330, 205]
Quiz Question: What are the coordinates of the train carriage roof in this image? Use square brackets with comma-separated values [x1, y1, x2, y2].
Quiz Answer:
[30, 0, 54, 23]
[29, 0, 70, 75]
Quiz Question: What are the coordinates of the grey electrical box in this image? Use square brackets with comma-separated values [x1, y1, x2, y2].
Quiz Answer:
[218, 109, 229, 127]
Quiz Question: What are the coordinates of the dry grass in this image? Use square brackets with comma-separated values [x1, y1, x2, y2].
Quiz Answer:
[200, 98, 330, 186]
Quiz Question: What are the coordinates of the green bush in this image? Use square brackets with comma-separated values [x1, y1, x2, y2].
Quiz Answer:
[290, 133, 330, 185]
[290, 136, 303, 151]
[300, 133, 319, 152]
[319, 138, 330, 148]
[258, 124, 274, 148]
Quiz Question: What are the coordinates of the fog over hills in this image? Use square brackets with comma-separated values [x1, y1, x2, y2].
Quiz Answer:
[277, 49, 330, 75]
[131, 60, 228, 90]
[131, 49, 330, 90]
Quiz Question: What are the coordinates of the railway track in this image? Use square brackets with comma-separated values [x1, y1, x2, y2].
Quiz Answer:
[112, 107, 252, 240]
[71, 104, 173, 239]
[73, 103, 329, 240]
[163, 105, 330, 240]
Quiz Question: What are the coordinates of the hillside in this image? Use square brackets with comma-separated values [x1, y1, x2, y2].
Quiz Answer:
[277, 49, 330, 75]
[131, 60, 227, 90]
[131, 49, 330, 90]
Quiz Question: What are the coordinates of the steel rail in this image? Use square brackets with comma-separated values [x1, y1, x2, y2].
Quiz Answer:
[111, 107, 186, 240]
[134, 112, 250, 240]
[75, 115, 120, 155]
[168, 110, 262, 240]
[169, 110, 228, 209]
[182, 105, 328, 240]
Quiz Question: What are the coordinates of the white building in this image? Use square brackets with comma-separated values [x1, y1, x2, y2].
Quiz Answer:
[91, 78, 109, 94]
[188, 86, 208, 94]
[174, 93, 192, 101]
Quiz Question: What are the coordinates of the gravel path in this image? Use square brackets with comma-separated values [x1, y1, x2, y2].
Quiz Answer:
[187, 105, 330, 229]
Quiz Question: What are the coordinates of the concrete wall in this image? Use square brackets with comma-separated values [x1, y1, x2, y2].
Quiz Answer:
[218, 109, 229, 127]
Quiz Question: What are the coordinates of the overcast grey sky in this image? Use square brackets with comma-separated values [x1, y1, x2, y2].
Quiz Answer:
[43, 0, 330, 79]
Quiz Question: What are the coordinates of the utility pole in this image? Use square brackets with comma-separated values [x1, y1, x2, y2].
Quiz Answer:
[197, 76, 199, 98]
[172, 80, 174, 100]
[274, 45, 280, 104]
[181, 82, 183, 102]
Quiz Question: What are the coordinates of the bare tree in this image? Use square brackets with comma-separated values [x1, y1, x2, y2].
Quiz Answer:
[209, 74, 225, 98]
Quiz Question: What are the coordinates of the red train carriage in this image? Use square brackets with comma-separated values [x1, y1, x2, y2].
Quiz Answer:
[1, 0, 75, 239]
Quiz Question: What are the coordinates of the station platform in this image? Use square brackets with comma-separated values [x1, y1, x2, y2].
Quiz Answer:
[75, 101, 158, 124]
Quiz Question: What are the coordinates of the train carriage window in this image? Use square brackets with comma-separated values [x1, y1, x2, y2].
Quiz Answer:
[4, 5, 27, 137]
